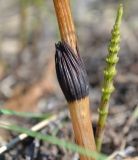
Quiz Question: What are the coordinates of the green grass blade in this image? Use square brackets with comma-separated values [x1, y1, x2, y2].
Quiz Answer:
[0, 109, 51, 119]
[0, 123, 107, 160]
[133, 105, 138, 119]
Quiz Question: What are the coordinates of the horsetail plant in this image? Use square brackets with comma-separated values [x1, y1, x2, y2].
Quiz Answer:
[53, 0, 96, 159]
[96, 4, 123, 152]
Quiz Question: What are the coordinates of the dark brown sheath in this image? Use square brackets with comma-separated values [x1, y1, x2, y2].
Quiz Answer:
[55, 41, 89, 102]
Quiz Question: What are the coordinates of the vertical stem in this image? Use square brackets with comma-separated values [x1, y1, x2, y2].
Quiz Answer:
[95, 4, 123, 152]
[53, 0, 96, 159]
[69, 97, 96, 160]
[19, 0, 28, 51]
[53, 0, 77, 53]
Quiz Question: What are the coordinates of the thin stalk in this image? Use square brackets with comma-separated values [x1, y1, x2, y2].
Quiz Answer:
[19, 0, 28, 51]
[53, 0, 77, 54]
[69, 97, 96, 160]
[53, 0, 96, 160]
[95, 4, 123, 152]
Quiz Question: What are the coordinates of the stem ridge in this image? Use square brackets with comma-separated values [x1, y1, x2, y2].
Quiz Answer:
[55, 41, 89, 102]
[96, 4, 123, 151]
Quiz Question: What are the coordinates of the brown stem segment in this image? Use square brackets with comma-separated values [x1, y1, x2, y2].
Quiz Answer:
[53, 0, 96, 159]
[53, 0, 77, 53]
[69, 97, 96, 160]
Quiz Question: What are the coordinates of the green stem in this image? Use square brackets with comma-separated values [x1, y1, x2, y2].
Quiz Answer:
[96, 4, 123, 152]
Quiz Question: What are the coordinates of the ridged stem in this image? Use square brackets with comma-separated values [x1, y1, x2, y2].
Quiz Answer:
[69, 97, 96, 160]
[53, 0, 77, 54]
[53, 0, 96, 159]
[95, 4, 123, 152]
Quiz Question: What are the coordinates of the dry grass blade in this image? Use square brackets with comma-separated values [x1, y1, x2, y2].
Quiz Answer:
[0, 111, 67, 154]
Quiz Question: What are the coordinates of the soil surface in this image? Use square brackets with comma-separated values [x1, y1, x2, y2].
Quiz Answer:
[0, 0, 137, 159]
